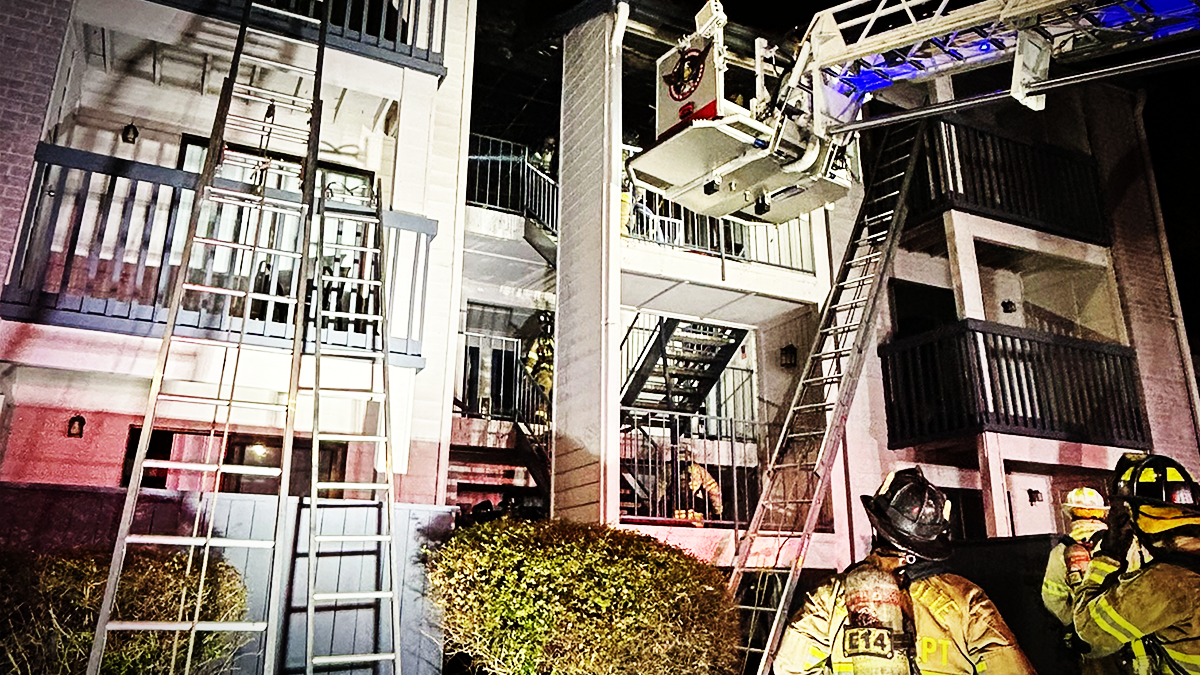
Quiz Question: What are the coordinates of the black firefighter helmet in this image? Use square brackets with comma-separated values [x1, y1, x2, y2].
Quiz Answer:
[1120, 455, 1200, 542]
[862, 467, 953, 562]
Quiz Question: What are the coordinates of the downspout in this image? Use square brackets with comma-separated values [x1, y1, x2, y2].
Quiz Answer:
[611, 1, 628, 57]
[1133, 90, 1200, 454]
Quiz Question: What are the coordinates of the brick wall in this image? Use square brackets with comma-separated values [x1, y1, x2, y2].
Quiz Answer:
[0, 0, 72, 279]
[1082, 85, 1200, 472]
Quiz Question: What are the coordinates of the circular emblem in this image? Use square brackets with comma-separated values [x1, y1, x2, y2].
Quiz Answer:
[663, 44, 711, 102]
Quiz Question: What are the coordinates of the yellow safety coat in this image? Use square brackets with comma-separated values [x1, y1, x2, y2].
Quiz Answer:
[1073, 551, 1200, 674]
[775, 553, 1036, 675]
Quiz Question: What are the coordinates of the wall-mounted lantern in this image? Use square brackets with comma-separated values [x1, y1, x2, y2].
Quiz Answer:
[121, 122, 140, 144]
[780, 343, 798, 369]
[67, 415, 86, 438]
[1001, 299, 1017, 314]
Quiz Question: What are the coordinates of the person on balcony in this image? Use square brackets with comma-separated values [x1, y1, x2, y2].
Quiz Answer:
[774, 467, 1036, 675]
[1072, 454, 1200, 675]
[1044, 485, 1126, 674]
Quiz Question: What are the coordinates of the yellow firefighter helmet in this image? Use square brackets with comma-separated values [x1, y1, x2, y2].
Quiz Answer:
[1062, 487, 1108, 520]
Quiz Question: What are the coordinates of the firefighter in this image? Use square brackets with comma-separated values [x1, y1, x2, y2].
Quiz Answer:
[1043, 487, 1126, 674]
[774, 467, 1036, 675]
[1072, 455, 1200, 675]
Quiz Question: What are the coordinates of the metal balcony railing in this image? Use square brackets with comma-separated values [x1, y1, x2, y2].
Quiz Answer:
[2, 143, 433, 360]
[147, 0, 447, 76]
[909, 119, 1108, 245]
[627, 191, 817, 273]
[620, 407, 766, 528]
[465, 135, 559, 234]
[879, 319, 1150, 450]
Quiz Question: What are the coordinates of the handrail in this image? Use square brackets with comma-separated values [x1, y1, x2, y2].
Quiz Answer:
[879, 319, 1149, 449]
[3, 143, 432, 361]
[144, 0, 447, 76]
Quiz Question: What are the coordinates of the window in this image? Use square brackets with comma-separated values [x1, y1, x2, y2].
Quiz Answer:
[121, 427, 347, 496]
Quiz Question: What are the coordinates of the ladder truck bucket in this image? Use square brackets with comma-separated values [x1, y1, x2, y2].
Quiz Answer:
[627, 6, 850, 224]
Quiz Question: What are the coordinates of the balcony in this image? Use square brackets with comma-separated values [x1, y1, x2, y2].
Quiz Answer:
[879, 320, 1150, 450]
[145, 0, 447, 76]
[2, 143, 434, 365]
[464, 134, 817, 273]
[909, 119, 1108, 245]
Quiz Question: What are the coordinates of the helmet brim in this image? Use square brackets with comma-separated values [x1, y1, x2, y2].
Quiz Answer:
[861, 495, 952, 562]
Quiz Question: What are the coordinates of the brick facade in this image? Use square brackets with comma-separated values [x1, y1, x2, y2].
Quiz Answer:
[0, 0, 72, 280]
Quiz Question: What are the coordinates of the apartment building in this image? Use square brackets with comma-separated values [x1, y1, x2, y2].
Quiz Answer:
[3, 0, 1200, 672]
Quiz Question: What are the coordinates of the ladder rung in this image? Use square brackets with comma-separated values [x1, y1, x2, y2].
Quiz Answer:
[252, 1, 323, 24]
[242, 52, 316, 77]
[246, 25, 314, 49]
[786, 430, 825, 439]
[315, 433, 388, 443]
[819, 322, 859, 335]
[831, 298, 868, 311]
[107, 620, 268, 632]
[321, 310, 383, 321]
[847, 252, 882, 266]
[838, 274, 874, 287]
[125, 535, 275, 548]
[194, 236, 304, 259]
[814, 347, 853, 359]
[158, 393, 287, 411]
[230, 86, 311, 113]
[143, 459, 283, 477]
[802, 374, 842, 386]
[314, 534, 392, 543]
[182, 282, 245, 298]
[315, 482, 390, 491]
[312, 654, 396, 667]
[796, 401, 836, 412]
[232, 82, 312, 107]
[226, 115, 310, 141]
[207, 186, 305, 210]
[735, 604, 782, 612]
[322, 210, 380, 224]
[170, 335, 289, 353]
[323, 241, 381, 254]
[248, 292, 298, 305]
[300, 387, 385, 400]
[316, 346, 386, 359]
[312, 590, 395, 602]
[321, 275, 382, 286]
[207, 195, 307, 216]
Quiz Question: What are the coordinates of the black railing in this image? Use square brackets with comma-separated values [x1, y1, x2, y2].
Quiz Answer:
[465, 135, 559, 234]
[909, 119, 1108, 245]
[620, 407, 764, 528]
[2, 143, 432, 359]
[879, 319, 1149, 449]
[147, 0, 447, 76]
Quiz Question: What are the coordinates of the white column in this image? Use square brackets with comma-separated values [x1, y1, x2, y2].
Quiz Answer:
[553, 10, 623, 524]
[977, 432, 1013, 537]
[944, 211, 986, 320]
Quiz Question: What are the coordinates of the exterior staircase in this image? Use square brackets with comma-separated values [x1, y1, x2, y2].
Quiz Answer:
[621, 316, 748, 413]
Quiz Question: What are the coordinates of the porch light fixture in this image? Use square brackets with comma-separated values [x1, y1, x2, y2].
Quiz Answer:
[780, 343, 798, 369]
[67, 415, 85, 438]
[121, 122, 139, 144]
[1001, 299, 1017, 314]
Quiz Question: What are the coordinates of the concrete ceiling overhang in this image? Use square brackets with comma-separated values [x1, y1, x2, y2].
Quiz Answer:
[621, 270, 811, 326]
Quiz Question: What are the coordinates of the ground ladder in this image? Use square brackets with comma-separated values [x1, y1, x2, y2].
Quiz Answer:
[86, 2, 404, 673]
[728, 121, 928, 675]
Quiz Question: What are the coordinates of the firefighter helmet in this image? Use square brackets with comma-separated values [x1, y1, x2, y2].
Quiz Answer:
[1121, 455, 1200, 540]
[1062, 487, 1108, 520]
[861, 467, 953, 561]
[1109, 452, 1149, 501]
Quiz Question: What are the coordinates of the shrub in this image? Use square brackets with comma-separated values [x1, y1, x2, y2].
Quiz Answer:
[0, 549, 249, 675]
[426, 517, 739, 675]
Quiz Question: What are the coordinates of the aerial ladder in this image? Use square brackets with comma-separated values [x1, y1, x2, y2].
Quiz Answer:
[627, 1, 1200, 674]
[87, 2, 405, 674]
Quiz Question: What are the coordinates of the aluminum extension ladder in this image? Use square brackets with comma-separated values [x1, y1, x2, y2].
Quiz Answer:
[86, 2, 404, 673]
[728, 121, 927, 675]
